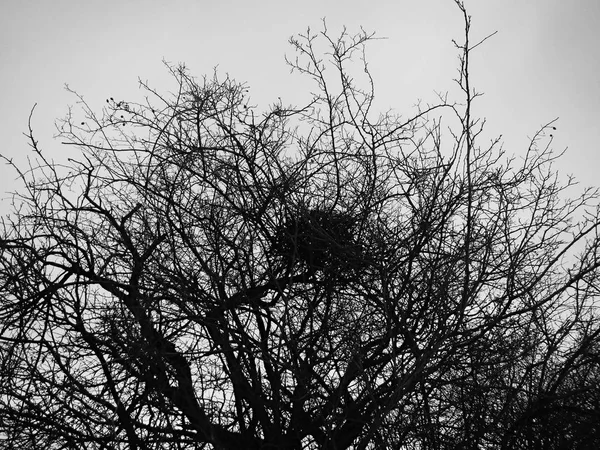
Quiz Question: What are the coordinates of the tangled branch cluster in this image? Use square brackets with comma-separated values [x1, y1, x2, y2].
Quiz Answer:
[1, 3, 599, 449]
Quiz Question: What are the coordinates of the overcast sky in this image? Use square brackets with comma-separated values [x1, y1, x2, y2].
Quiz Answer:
[1, 0, 599, 211]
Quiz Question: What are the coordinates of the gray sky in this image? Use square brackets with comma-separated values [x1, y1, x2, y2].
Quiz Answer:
[1, 0, 599, 210]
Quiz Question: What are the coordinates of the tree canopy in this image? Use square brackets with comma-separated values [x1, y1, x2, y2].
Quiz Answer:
[1, 2, 599, 449]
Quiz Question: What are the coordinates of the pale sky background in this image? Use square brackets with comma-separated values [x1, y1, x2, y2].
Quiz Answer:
[1, 0, 599, 212]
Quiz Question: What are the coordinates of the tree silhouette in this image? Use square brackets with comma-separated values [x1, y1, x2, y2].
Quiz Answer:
[1, 2, 600, 449]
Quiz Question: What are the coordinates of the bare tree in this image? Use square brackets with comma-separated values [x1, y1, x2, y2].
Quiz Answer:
[1, 2, 599, 449]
